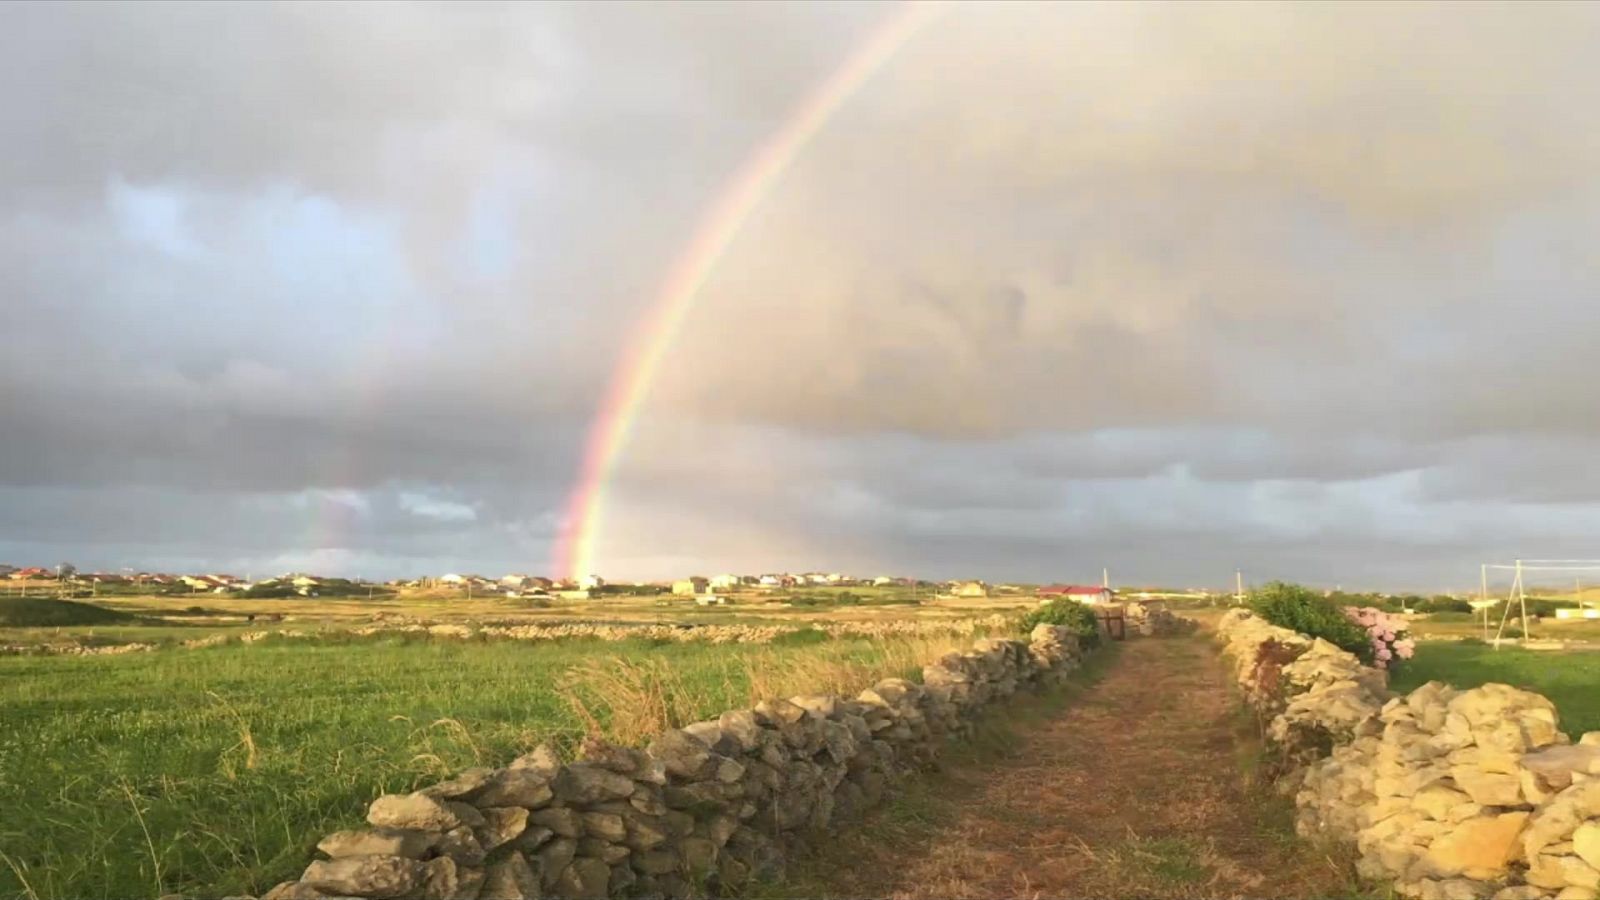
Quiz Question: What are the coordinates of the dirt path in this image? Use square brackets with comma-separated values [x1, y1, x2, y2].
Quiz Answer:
[772, 635, 1362, 900]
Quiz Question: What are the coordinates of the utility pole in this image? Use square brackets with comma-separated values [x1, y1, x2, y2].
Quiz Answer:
[1102, 567, 1109, 589]
[1235, 570, 1244, 602]
[1481, 563, 1490, 643]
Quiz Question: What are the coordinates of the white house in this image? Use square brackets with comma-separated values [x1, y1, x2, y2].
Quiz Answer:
[577, 575, 604, 590]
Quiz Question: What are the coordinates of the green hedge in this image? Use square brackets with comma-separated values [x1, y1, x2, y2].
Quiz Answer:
[1248, 581, 1371, 662]
[1020, 600, 1101, 650]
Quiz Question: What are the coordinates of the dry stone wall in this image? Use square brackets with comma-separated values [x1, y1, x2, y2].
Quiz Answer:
[1218, 608, 1600, 900]
[260, 623, 1088, 900]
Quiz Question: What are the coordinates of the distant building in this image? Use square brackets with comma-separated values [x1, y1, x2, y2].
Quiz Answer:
[1038, 584, 1116, 604]
[578, 575, 604, 590]
[439, 573, 467, 585]
[953, 581, 990, 598]
[709, 574, 742, 590]
[672, 577, 710, 596]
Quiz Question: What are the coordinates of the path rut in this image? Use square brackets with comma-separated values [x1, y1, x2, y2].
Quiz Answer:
[773, 634, 1361, 899]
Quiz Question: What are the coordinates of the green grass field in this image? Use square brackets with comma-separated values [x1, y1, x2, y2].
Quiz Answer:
[0, 631, 959, 900]
[1390, 642, 1600, 737]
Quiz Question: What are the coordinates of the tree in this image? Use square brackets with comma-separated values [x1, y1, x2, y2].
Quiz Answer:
[58, 562, 76, 579]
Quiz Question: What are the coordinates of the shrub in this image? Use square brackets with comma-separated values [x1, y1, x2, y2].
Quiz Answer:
[1416, 596, 1472, 614]
[1344, 606, 1415, 671]
[1248, 582, 1371, 661]
[1020, 600, 1101, 650]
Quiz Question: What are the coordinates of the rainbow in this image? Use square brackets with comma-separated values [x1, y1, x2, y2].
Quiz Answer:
[552, 2, 943, 579]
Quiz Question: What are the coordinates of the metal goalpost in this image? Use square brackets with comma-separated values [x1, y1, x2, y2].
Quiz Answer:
[1482, 558, 1600, 648]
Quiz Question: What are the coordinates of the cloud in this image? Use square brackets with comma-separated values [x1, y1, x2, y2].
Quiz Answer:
[3, 2, 1599, 587]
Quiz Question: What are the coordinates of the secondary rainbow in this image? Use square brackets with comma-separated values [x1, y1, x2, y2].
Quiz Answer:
[553, 2, 942, 579]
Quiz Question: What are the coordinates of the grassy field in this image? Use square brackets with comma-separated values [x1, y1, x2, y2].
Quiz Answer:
[0, 629, 975, 900]
[1390, 641, 1600, 737]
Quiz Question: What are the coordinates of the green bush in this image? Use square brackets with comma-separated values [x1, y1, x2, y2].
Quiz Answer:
[1416, 596, 1473, 614]
[1248, 582, 1371, 662]
[1020, 600, 1101, 650]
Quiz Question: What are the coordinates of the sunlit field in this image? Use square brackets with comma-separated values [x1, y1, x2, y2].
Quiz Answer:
[1389, 641, 1600, 738]
[0, 627, 985, 900]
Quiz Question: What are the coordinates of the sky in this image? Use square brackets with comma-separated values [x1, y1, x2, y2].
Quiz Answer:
[4, 1, 1600, 591]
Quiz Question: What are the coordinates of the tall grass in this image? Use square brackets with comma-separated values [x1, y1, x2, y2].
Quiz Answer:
[0, 632, 967, 900]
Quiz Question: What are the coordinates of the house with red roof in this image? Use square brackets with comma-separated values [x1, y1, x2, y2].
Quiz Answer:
[1037, 584, 1116, 604]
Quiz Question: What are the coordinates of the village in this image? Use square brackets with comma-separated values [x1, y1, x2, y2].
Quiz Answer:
[0, 561, 1176, 605]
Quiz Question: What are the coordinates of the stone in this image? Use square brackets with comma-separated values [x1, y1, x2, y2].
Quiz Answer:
[435, 827, 486, 866]
[472, 770, 554, 810]
[528, 807, 581, 838]
[1493, 888, 1546, 900]
[647, 730, 712, 779]
[515, 826, 555, 853]
[718, 710, 762, 751]
[754, 699, 806, 726]
[475, 807, 528, 853]
[629, 785, 667, 816]
[1413, 786, 1474, 822]
[446, 802, 487, 829]
[551, 765, 635, 804]
[1557, 889, 1600, 900]
[634, 849, 679, 876]
[1424, 812, 1529, 879]
[536, 837, 577, 889]
[420, 768, 497, 801]
[367, 792, 462, 832]
[302, 856, 426, 898]
[608, 862, 637, 896]
[664, 781, 727, 810]
[480, 853, 540, 900]
[680, 836, 718, 876]
[576, 837, 629, 864]
[262, 883, 336, 900]
[1577, 822, 1600, 870]
[713, 757, 746, 784]
[418, 857, 464, 900]
[622, 813, 670, 850]
[1451, 768, 1524, 807]
[509, 744, 562, 776]
[579, 811, 626, 843]
[553, 857, 611, 900]
[317, 828, 437, 860]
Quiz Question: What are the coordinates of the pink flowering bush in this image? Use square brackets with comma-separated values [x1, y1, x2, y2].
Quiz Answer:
[1343, 606, 1415, 670]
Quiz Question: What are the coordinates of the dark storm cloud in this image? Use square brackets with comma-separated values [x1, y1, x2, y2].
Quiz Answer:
[4, 1, 1600, 586]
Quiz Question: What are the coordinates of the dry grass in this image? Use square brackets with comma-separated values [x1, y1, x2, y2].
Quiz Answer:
[767, 635, 1369, 900]
[558, 634, 973, 746]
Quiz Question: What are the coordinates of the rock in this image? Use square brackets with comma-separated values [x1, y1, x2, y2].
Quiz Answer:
[528, 807, 581, 838]
[609, 862, 637, 896]
[445, 802, 487, 829]
[418, 857, 465, 900]
[435, 827, 486, 866]
[622, 813, 670, 850]
[1451, 768, 1524, 807]
[1493, 888, 1546, 900]
[536, 837, 577, 889]
[1577, 822, 1600, 870]
[680, 837, 718, 876]
[718, 710, 762, 751]
[367, 793, 462, 832]
[754, 699, 805, 726]
[647, 730, 711, 779]
[1557, 888, 1600, 900]
[508, 744, 562, 776]
[713, 757, 746, 784]
[629, 785, 666, 816]
[480, 853, 540, 900]
[633, 849, 678, 876]
[1414, 786, 1474, 822]
[554, 858, 610, 900]
[475, 807, 528, 853]
[579, 812, 626, 843]
[302, 856, 426, 898]
[419, 768, 497, 801]
[664, 781, 727, 810]
[1424, 812, 1529, 879]
[471, 770, 553, 810]
[515, 826, 555, 853]
[576, 837, 629, 864]
[316, 828, 437, 860]
[551, 765, 635, 804]
[262, 883, 336, 900]
[1526, 781, 1600, 860]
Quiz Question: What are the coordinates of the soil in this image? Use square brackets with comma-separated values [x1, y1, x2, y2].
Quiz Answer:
[769, 633, 1366, 899]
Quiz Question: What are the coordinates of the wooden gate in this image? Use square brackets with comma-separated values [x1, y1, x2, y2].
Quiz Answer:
[1095, 604, 1127, 641]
